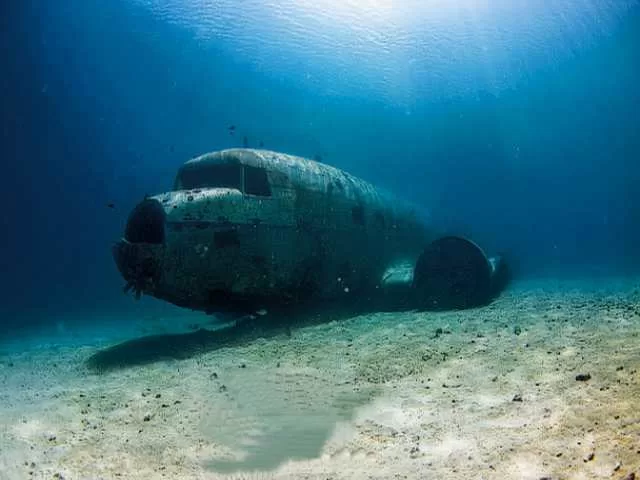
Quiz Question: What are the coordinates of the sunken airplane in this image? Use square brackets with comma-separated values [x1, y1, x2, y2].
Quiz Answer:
[112, 149, 509, 315]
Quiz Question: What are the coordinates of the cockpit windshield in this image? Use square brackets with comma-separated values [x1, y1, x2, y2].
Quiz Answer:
[175, 163, 242, 191]
[174, 162, 272, 197]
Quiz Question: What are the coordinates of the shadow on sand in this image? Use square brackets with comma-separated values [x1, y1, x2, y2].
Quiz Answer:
[85, 298, 406, 372]
[86, 301, 384, 475]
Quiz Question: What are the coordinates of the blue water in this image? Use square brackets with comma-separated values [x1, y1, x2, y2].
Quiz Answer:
[2, 0, 639, 335]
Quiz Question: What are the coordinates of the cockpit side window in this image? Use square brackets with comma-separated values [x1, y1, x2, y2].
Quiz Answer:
[177, 164, 242, 190]
[244, 166, 272, 196]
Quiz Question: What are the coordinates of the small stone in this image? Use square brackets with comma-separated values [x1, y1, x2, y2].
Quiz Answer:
[47, 435, 57, 442]
[512, 394, 523, 402]
[514, 325, 522, 336]
[614, 462, 621, 471]
[622, 473, 635, 480]
[219, 385, 227, 393]
[155, 393, 161, 398]
[583, 452, 595, 462]
[575, 373, 591, 382]
[143, 413, 153, 422]
[240, 363, 246, 368]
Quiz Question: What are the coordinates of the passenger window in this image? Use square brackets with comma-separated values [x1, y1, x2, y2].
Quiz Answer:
[177, 164, 242, 190]
[244, 166, 271, 196]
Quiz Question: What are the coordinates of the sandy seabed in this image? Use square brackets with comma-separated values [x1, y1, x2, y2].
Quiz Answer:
[1, 278, 639, 480]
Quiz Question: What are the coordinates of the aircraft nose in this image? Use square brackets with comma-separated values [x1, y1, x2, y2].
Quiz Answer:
[124, 198, 166, 245]
[113, 198, 165, 299]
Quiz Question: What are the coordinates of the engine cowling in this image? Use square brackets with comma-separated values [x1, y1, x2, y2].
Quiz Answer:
[412, 236, 509, 310]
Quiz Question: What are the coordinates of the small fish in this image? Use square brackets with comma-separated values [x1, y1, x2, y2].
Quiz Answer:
[313, 154, 323, 163]
[107, 203, 115, 209]
[242, 136, 249, 148]
[228, 125, 236, 131]
[259, 140, 264, 148]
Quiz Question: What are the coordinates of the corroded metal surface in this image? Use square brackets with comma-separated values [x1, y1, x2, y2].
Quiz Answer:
[114, 149, 436, 312]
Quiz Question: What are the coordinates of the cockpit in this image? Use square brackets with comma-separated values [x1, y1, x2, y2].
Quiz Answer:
[174, 160, 272, 197]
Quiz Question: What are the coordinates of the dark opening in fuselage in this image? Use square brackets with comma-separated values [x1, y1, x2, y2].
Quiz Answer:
[175, 161, 272, 197]
[124, 199, 166, 244]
